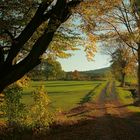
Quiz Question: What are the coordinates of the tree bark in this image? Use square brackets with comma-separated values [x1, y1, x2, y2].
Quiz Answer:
[0, 17, 61, 93]
[0, 0, 82, 93]
[120, 72, 125, 87]
[134, 43, 140, 105]
[138, 43, 140, 99]
[5, 2, 52, 65]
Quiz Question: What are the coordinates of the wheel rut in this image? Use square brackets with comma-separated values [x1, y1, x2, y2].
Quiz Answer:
[88, 81, 140, 140]
[47, 81, 140, 140]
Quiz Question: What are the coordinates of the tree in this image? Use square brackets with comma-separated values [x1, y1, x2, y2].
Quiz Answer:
[101, 39, 137, 87]
[44, 58, 65, 80]
[71, 70, 81, 80]
[28, 65, 46, 81]
[0, 0, 122, 92]
[28, 57, 66, 80]
[0, 0, 85, 92]
[110, 44, 136, 87]
[91, 0, 140, 101]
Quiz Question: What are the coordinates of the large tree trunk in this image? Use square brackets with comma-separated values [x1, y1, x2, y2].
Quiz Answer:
[120, 72, 126, 87]
[0, 0, 82, 93]
[0, 19, 61, 93]
[134, 43, 140, 105]
[138, 43, 140, 99]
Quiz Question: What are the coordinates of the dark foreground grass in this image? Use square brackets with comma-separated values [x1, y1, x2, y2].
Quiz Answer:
[1, 81, 140, 140]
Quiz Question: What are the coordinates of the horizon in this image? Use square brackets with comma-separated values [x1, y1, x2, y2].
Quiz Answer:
[59, 65, 110, 72]
[58, 49, 111, 72]
[56, 13, 111, 72]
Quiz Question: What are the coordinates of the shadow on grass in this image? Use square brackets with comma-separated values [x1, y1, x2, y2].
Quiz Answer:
[32, 83, 96, 88]
[1, 112, 140, 140]
[47, 113, 140, 140]
[114, 103, 134, 108]
[78, 84, 101, 105]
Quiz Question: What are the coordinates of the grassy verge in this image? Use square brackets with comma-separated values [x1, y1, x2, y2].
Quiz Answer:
[125, 76, 137, 85]
[106, 82, 112, 98]
[92, 81, 108, 101]
[116, 82, 140, 113]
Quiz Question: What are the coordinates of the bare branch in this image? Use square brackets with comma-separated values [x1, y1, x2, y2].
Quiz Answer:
[100, 17, 138, 51]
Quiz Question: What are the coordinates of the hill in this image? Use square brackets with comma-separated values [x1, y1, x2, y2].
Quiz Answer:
[80, 67, 110, 76]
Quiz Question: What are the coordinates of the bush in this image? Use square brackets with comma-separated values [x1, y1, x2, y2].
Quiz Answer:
[3, 83, 26, 126]
[23, 86, 54, 133]
[2, 83, 53, 137]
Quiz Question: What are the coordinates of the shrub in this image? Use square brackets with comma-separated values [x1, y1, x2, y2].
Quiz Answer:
[23, 86, 54, 133]
[2, 83, 53, 136]
[3, 83, 26, 126]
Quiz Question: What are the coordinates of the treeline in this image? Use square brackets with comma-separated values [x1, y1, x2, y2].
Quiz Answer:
[27, 58, 108, 81]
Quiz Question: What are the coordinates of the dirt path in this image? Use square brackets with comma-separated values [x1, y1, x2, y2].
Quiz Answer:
[46, 82, 140, 140]
[87, 82, 140, 140]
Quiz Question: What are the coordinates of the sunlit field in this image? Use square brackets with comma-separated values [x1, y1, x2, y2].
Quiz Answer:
[22, 81, 104, 111]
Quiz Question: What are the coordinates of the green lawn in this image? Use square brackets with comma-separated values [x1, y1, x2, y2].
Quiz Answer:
[125, 76, 137, 85]
[22, 81, 105, 111]
[116, 82, 140, 113]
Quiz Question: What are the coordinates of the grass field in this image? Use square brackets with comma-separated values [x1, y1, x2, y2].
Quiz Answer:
[125, 76, 138, 85]
[116, 81, 140, 113]
[22, 81, 106, 111]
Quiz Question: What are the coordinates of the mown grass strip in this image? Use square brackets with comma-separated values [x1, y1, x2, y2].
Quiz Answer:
[116, 81, 140, 113]
[92, 81, 108, 101]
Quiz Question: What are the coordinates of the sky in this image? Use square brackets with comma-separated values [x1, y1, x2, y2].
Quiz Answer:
[58, 49, 111, 72]
[57, 14, 111, 72]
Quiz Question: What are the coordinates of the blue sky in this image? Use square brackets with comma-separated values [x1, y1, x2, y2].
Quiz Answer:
[58, 49, 111, 72]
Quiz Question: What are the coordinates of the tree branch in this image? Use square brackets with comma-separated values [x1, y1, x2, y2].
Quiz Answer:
[2, 29, 14, 41]
[100, 17, 138, 51]
[0, 0, 83, 92]
[5, 1, 52, 65]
